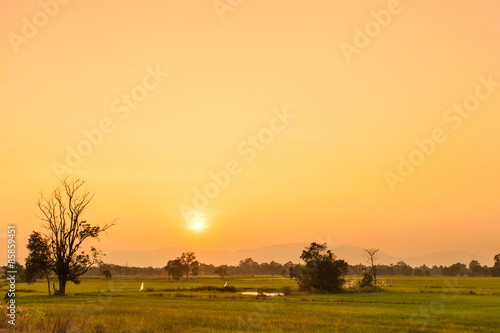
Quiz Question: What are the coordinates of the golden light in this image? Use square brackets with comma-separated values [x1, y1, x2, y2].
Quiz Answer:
[191, 219, 204, 230]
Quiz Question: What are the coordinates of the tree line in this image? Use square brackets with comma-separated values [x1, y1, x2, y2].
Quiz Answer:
[9, 254, 498, 283]
[87, 254, 500, 278]
[348, 259, 499, 277]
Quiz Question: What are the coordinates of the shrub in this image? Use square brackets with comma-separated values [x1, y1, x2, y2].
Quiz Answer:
[297, 243, 349, 293]
[174, 293, 196, 298]
[358, 273, 374, 288]
[282, 286, 293, 296]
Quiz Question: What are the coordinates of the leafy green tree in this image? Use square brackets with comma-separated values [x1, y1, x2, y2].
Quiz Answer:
[396, 261, 413, 276]
[296, 243, 348, 293]
[238, 258, 259, 275]
[282, 261, 296, 277]
[214, 265, 229, 279]
[287, 264, 302, 280]
[491, 254, 500, 277]
[35, 178, 116, 295]
[268, 261, 283, 276]
[358, 272, 374, 287]
[25, 231, 53, 295]
[164, 259, 184, 280]
[2, 261, 25, 282]
[417, 265, 432, 277]
[442, 263, 467, 276]
[180, 252, 199, 279]
[103, 269, 112, 280]
[468, 260, 482, 277]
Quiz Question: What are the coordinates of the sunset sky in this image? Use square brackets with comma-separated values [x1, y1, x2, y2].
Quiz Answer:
[1, 1, 499, 263]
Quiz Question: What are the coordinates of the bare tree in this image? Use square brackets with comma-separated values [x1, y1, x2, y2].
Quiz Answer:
[363, 248, 380, 287]
[36, 178, 115, 295]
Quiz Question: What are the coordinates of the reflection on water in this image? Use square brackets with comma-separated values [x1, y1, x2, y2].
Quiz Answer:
[241, 292, 284, 296]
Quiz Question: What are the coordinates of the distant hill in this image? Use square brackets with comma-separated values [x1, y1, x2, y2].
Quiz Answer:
[399, 250, 491, 267]
[103, 242, 491, 268]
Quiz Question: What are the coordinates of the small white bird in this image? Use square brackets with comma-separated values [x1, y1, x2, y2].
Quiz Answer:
[140, 282, 144, 291]
[224, 281, 227, 287]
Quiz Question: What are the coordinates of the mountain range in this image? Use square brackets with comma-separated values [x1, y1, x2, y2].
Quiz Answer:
[103, 242, 492, 268]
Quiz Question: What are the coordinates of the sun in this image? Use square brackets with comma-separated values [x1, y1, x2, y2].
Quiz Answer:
[191, 219, 204, 230]
[187, 213, 208, 231]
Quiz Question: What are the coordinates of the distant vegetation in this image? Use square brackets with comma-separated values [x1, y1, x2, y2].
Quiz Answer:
[164, 252, 199, 280]
[79, 252, 500, 279]
[65, 250, 500, 280]
[9, 248, 499, 295]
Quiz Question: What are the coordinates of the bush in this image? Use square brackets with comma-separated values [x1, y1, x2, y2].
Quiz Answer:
[191, 286, 236, 292]
[103, 269, 112, 280]
[282, 286, 293, 296]
[174, 293, 196, 298]
[297, 243, 349, 293]
[358, 273, 374, 288]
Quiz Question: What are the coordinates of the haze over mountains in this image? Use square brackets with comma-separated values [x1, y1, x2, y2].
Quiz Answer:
[104, 242, 491, 268]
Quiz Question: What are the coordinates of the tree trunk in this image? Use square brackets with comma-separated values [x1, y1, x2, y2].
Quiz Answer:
[57, 278, 67, 296]
[45, 271, 51, 296]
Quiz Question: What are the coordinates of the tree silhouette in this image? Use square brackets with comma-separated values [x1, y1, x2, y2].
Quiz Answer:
[25, 231, 53, 295]
[491, 254, 500, 277]
[363, 248, 380, 286]
[180, 252, 199, 279]
[103, 269, 112, 280]
[296, 242, 348, 293]
[468, 260, 482, 277]
[164, 259, 184, 280]
[214, 265, 229, 279]
[35, 178, 115, 295]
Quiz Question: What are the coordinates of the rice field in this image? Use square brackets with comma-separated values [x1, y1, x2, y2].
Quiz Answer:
[2, 276, 500, 332]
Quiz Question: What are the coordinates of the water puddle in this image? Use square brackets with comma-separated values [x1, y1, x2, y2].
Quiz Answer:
[241, 292, 284, 296]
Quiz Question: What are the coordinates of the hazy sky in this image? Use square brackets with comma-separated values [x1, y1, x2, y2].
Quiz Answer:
[1, 1, 499, 262]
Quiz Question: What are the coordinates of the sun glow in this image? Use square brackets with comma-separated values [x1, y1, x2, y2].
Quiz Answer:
[191, 220, 204, 230]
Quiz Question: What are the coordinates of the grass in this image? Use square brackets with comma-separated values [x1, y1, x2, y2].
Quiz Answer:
[2, 276, 500, 332]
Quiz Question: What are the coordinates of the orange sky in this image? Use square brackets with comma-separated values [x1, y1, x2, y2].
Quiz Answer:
[1, 1, 499, 262]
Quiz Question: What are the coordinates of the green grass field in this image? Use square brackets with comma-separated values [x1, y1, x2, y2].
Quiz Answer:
[3, 276, 500, 332]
